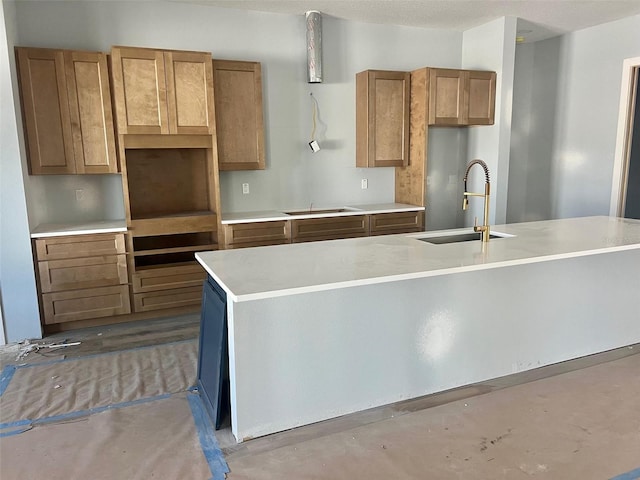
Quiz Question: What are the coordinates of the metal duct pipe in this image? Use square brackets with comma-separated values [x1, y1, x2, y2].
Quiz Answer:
[306, 11, 322, 83]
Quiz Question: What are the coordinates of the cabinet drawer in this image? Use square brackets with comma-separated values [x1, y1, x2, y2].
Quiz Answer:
[291, 216, 369, 243]
[133, 286, 202, 312]
[132, 264, 205, 293]
[38, 254, 128, 293]
[224, 221, 289, 248]
[35, 233, 125, 260]
[130, 214, 217, 237]
[42, 285, 131, 324]
[369, 212, 424, 236]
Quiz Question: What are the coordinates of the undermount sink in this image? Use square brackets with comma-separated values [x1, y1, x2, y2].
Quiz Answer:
[284, 208, 360, 216]
[414, 231, 515, 245]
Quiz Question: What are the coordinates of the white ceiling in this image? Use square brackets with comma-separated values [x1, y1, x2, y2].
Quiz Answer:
[171, 0, 640, 42]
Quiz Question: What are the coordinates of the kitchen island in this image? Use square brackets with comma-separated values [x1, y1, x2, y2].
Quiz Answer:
[195, 216, 640, 442]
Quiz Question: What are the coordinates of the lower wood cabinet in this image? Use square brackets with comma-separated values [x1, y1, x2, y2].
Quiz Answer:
[131, 263, 206, 312]
[291, 216, 369, 243]
[38, 255, 128, 293]
[132, 263, 205, 293]
[133, 286, 203, 312]
[41, 285, 130, 325]
[223, 221, 289, 249]
[369, 211, 424, 235]
[223, 211, 424, 249]
[34, 233, 131, 325]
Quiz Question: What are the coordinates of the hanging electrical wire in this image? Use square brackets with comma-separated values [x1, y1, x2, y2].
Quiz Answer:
[309, 92, 320, 152]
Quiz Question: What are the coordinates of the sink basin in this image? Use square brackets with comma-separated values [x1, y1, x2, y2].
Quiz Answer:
[414, 231, 515, 245]
[284, 208, 360, 216]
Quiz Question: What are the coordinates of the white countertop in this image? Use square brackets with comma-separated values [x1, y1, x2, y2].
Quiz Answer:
[196, 216, 640, 302]
[221, 203, 424, 224]
[31, 220, 127, 238]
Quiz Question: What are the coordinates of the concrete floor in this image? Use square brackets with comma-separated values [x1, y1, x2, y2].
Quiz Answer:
[1, 316, 639, 479]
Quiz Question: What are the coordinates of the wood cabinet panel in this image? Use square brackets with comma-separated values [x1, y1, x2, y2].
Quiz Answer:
[369, 212, 424, 235]
[165, 51, 215, 135]
[291, 216, 369, 243]
[427, 68, 496, 126]
[38, 254, 128, 293]
[16, 48, 75, 174]
[111, 47, 168, 135]
[34, 233, 130, 325]
[223, 221, 289, 248]
[428, 68, 465, 126]
[35, 233, 126, 260]
[356, 70, 410, 168]
[396, 68, 428, 207]
[42, 285, 131, 324]
[467, 70, 496, 125]
[17, 47, 118, 175]
[129, 214, 217, 237]
[214, 60, 265, 170]
[111, 47, 214, 135]
[133, 286, 202, 312]
[65, 51, 117, 173]
[132, 264, 205, 293]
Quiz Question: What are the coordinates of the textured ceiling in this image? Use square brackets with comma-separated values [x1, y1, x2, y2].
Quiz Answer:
[171, 0, 640, 42]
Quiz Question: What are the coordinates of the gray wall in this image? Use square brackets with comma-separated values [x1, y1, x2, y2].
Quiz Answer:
[462, 17, 517, 226]
[507, 39, 560, 223]
[508, 15, 640, 221]
[549, 15, 640, 218]
[425, 129, 469, 230]
[0, 0, 42, 342]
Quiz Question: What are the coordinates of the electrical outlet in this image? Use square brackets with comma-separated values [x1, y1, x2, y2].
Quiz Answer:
[242, 183, 250, 195]
[361, 179, 368, 189]
[75, 189, 84, 201]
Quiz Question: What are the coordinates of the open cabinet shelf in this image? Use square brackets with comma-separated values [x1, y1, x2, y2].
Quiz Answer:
[119, 136, 220, 315]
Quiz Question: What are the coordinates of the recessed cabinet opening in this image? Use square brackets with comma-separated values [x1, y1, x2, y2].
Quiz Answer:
[133, 232, 214, 252]
[134, 252, 199, 269]
[125, 148, 212, 219]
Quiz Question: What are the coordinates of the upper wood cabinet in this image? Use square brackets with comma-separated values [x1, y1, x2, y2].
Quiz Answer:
[214, 60, 265, 170]
[110, 46, 215, 135]
[16, 47, 117, 174]
[356, 70, 410, 168]
[466, 70, 496, 125]
[428, 68, 496, 126]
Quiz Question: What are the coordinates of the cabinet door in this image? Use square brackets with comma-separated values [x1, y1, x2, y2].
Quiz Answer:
[16, 47, 75, 174]
[356, 70, 410, 167]
[65, 51, 118, 173]
[223, 221, 289, 248]
[291, 216, 369, 243]
[428, 68, 465, 126]
[38, 254, 128, 293]
[111, 47, 169, 135]
[369, 211, 424, 235]
[34, 233, 126, 260]
[165, 51, 215, 135]
[42, 285, 131, 324]
[466, 70, 496, 125]
[133, 286, 203, 312]
[214, 60, 265, 170]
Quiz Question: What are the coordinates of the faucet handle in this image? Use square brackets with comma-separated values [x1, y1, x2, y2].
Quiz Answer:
[474, 216, 478, 228]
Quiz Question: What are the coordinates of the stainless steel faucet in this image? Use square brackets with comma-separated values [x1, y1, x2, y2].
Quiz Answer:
[462, 159, 491, 242]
